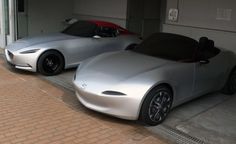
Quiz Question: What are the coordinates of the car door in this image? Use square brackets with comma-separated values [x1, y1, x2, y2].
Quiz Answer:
[93, 26, 122, 52]
[193, 52, 228, 97]
[66, 37, 102, 65]
[66, 26, 121, 66]
[169, 62, 196, 106]
[74, 26, 121, 59]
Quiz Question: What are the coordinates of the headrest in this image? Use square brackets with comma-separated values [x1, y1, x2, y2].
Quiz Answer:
[199, 37, 214, 50]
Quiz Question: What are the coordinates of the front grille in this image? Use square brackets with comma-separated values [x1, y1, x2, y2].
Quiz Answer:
[8, 50, 14, 59]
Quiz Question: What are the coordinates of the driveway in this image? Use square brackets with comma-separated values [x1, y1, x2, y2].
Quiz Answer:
[0, 55, 169, 144]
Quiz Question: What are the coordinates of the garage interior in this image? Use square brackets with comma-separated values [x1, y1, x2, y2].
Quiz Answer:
[1, 0, 236, 143]
[14, 0, 236, 52]
[16, 0, 162, 39]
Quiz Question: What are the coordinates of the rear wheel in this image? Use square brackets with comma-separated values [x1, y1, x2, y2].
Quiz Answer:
[37, 51, 64, 76]
[139, 85, 173, 126]
[222, 68, 236, 95]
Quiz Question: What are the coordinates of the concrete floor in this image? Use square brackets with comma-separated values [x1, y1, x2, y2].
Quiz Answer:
[42, 69, 236, 144]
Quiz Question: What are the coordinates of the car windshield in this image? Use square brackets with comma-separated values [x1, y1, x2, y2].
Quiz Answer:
[132, 33, 198, 62]
[62, 21, 97, 37]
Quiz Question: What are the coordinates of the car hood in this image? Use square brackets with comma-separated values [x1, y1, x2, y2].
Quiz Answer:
[75, 51, 172, 91]
[6, 33, 77, 51]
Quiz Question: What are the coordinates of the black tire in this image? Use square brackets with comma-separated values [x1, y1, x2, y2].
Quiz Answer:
[37, 51, 64, 76]
[222, 68, 236, 95]
[139, 85, 173, 126]
[125, 44, 137, 50]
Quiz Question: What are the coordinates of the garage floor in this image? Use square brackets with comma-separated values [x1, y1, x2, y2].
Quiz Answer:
[42, 67, 236, 144]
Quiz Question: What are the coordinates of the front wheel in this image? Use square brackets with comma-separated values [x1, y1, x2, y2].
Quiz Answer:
[37, 51, 64, 76]
[139, 85, 173, 126]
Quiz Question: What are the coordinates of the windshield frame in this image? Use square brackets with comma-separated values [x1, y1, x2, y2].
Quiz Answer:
[62, 21, 98, 37]
[132, 33, 199, 62]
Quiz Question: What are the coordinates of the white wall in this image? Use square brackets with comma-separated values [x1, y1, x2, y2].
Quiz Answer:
[27, 0, 73, 36]
[73, 0, 127, 27]
[163, 0, 236, 52]
[0, 0, 5, 48]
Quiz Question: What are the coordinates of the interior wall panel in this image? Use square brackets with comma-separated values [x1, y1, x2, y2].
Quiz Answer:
[163, 0, 236, 51]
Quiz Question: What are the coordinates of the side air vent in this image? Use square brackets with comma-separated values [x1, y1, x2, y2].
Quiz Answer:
[102, 91, 126, 96]
[8, 50, 14, 59]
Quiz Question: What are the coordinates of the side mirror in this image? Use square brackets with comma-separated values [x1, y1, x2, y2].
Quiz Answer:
[199, 59, 210, 65]
[93, 35, 101, 39]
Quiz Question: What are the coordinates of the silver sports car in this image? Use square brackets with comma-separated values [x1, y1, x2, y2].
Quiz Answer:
[73, 33, 236, 125]
[5, 20, 140, 75]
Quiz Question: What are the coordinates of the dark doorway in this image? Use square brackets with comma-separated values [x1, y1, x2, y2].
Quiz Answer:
[126, 0, 162, 38]
[17, 0, 28, 39]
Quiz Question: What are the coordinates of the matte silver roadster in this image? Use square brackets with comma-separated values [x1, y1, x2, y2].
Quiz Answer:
[5, 20, 140, 75]
[73, 33, 236, 125]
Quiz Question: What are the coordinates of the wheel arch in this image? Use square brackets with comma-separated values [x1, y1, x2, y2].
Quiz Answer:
[231, 65, 236, 72]
[125, 43, 138, 50]
[36, 49, 65, 72]
[137, 82, 175, 119]
[223, 65, 236, 85]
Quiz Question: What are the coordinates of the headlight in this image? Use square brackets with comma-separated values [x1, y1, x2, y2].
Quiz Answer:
[20, 49, 40, 54]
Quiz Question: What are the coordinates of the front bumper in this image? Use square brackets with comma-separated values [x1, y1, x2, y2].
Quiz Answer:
[5, 49, 38, 72]
[73, 82, 141, 120]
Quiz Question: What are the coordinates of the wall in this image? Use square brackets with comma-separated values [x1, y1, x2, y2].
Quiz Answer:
[27, 0, 73, 36]
[163, 0, 236, 52]
[73, 0, 127, 27]
[0, 0, 5, 48]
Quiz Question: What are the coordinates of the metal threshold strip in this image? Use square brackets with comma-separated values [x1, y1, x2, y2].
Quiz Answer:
[42, 76, 74, 92]
[148, 124, 206, 144]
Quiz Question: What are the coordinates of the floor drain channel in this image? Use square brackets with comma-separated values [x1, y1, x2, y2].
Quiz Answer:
[149, 125, 206, 144]
[42, 76, 74, 91]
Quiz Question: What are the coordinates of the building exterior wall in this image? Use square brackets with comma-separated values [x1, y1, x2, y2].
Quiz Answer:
[0, 0, 16, 48]
[163, 0, 236, 52]
[0, 0, 5, 48]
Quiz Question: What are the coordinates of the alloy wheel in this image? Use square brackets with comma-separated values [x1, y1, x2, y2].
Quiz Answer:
[42, 54, 60, 73]
[148, 90, 172, 123]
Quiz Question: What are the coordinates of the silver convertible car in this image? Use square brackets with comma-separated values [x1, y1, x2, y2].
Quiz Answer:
[73, 33, 236, 125]
[5, 20, 140, 75]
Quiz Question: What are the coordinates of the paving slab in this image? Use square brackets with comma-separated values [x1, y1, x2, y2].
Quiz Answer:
[0, 48, 4, 54]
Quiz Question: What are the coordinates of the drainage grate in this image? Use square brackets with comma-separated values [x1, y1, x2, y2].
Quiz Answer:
[149, 124, 207, 144]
